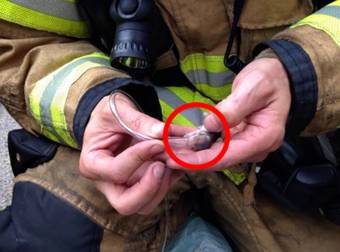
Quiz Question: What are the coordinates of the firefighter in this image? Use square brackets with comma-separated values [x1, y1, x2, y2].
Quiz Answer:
[0, 0, 340, 251]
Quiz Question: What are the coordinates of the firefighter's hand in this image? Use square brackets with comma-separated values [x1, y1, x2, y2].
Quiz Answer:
[166, 58, 291, 170]
[80, 93, 183, 215]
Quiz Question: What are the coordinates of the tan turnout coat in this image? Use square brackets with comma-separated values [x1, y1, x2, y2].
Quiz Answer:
[1, 0, 340, 251]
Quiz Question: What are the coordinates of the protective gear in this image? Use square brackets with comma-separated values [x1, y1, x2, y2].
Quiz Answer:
[0, 0, 89, 38]
[28, 52, 111, 148]
[7, 129, 58, 176]
[110, 0, 155, 73]
[269, 1, 340, 135]
[258, 133, 340, 224]
[1, 0, 340, 251]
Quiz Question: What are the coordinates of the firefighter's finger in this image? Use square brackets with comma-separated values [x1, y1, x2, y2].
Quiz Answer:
[97, 162, 166, 215]
[80, 140, 164, 183]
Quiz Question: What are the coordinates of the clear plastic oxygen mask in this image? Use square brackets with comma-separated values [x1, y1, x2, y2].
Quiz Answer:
[109, 92, 221, 151]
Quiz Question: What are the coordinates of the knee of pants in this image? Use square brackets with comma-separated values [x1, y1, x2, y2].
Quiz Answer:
[165, 216, 233, 252]
[0, 182, 103, 252]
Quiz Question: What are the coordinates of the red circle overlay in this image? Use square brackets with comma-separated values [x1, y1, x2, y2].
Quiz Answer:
[163, 102, 230, 171]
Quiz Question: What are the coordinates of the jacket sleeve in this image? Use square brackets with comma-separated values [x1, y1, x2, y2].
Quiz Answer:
[0, 20, 161, 149]
[255, 1, 340, 136]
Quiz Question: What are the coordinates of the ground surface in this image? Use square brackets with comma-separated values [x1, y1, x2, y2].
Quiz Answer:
[0, 104, 19, 210]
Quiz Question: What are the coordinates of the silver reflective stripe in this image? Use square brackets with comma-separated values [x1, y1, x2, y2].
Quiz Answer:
[155, 87, 203, 126]
[317, 5, 340, 19]
[10, 0, 84, 21]
[186, 70, 235, 87]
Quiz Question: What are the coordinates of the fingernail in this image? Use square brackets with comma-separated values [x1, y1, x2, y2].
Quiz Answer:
[203, 112, 209, 118]
[205, 114, 222, 132]
[151, 123, 164, 137]
[150, 144, 164, 154]
[153, 164, 165, 179]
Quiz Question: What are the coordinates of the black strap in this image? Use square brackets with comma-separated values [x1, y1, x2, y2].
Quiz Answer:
[224, 0, 244, 58]
[151, 66, 193, 88]
[224, 0, 246, 74]
[313, 0, 333, 10]
[78, 0, 115, 53]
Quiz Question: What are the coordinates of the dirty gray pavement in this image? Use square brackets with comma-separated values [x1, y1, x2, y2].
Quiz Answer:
[0, 104, 19, 210]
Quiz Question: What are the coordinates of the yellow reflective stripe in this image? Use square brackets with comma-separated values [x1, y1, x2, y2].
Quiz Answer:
[181, 54, 228, 73]
[222, 169, 247, 186]
[50, 61, 104, 148]
[293, 15, 340, 45]
[159, 100, 194, 127]
[291, 1, 340, 45]
[328, 0, 340, 8]
[29, 52, 110, 148]
[0, 0, 89, 38]
[180, 53, 233, 101]
[194, 83, 232, 101]
[331, 0, 340, 6]
[165, 86, 216, 115]
[166, 86, 215, 105]
[30, 74, 52, 123]
[29, 67, 63, 143]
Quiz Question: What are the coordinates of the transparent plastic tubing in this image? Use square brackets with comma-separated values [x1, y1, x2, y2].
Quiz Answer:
[109, 92, 220, 151]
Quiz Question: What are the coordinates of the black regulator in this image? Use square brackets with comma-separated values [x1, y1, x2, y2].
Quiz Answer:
[110, 0, 155, 74]
[80, 0, 172, 78]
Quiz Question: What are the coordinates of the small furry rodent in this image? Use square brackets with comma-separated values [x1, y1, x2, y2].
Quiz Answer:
[185, 129, 220, 151]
